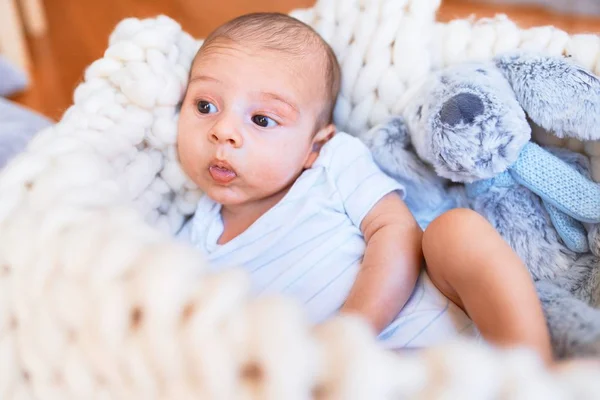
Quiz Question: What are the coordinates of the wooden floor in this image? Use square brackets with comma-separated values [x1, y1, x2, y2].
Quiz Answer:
[9, 0, 600, 121]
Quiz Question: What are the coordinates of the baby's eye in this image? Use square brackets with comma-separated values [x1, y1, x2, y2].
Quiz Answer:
[252, 115, 277, 128]
[197, 100, 217, 114]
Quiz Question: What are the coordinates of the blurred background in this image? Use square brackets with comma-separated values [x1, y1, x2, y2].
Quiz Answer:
[1, 0, 600, 122]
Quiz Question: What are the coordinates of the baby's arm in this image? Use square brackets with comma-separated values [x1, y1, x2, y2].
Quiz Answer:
[340, 191, 423, 333]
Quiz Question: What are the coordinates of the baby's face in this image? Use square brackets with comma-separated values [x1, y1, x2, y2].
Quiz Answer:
[177, 40, 332, 207]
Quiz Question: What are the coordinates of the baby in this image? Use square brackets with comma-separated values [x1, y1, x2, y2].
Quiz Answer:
[177, 12, 552, 362]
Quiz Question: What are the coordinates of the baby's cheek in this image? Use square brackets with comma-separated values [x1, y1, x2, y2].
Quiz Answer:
[248, 164, 282, 186]
[265, 155, 303, 189]
[244, 137, 307, 195]
[178, 132, 205, 179]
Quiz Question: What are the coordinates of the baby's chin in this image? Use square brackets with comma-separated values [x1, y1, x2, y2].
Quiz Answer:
[203, 184, 248, 207]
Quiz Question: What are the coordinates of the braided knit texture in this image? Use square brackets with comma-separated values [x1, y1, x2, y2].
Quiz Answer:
[2, 1, 600, 398]
[511, 142, 600, 223]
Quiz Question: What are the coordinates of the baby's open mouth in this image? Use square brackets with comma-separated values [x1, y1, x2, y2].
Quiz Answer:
[208, 161, 237, 184]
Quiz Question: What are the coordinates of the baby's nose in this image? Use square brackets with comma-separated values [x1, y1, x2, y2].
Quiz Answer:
[209, 125, 243, 148]
[210, 132, 240, 146]
[439, 93, 485, 126]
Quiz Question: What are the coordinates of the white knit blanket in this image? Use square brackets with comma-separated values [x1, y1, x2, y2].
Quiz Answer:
[2, 0, 600, 398]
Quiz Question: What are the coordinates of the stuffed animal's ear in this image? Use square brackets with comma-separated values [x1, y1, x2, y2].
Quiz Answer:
[495, 52, 600, 141]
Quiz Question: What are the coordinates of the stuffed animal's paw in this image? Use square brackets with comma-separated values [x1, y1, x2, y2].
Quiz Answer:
[537, 280, 600, 358]
[361, 116, 410, 150]
[574, 334, 600, 358]
[362, 116, 420, 181]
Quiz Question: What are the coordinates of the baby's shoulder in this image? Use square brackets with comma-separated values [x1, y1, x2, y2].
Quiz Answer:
[323, 131, 366, 151]
[315, 132, 371, 170]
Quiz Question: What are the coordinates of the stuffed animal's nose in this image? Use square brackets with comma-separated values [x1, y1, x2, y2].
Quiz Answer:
[439, 93, 484, 126]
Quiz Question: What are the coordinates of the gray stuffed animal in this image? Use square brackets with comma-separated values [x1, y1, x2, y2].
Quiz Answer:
[362, 52, 600, 359]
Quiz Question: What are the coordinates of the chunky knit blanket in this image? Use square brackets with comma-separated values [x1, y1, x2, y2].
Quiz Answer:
[2, 0, 600, 398]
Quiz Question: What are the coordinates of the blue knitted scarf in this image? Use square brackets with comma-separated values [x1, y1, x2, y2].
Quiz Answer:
[466, 142, 600, 253]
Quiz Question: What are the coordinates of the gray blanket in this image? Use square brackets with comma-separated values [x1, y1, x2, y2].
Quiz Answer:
[0, 98, 51, 170]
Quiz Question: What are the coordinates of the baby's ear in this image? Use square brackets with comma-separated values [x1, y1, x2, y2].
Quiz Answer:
[304, 123, 335, 168]
[314, 123, 336, 145]
[495, 52, 600, 141]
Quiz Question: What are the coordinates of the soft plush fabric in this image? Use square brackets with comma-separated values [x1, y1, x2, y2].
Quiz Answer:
[1, 1, 600, 398]
[495, 52, 600, 142]
[465, 144, 593, 253]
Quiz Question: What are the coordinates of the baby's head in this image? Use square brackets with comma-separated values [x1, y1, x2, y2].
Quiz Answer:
[177, 12, 340, 209]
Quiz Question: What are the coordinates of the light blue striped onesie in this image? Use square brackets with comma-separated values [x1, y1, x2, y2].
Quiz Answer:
[178, 132, 477, 349]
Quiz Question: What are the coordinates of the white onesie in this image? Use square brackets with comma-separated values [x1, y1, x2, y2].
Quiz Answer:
[178, 132, 478, 349]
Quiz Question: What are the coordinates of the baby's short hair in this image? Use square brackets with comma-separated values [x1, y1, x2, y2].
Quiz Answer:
[197, 12, 341, 127]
